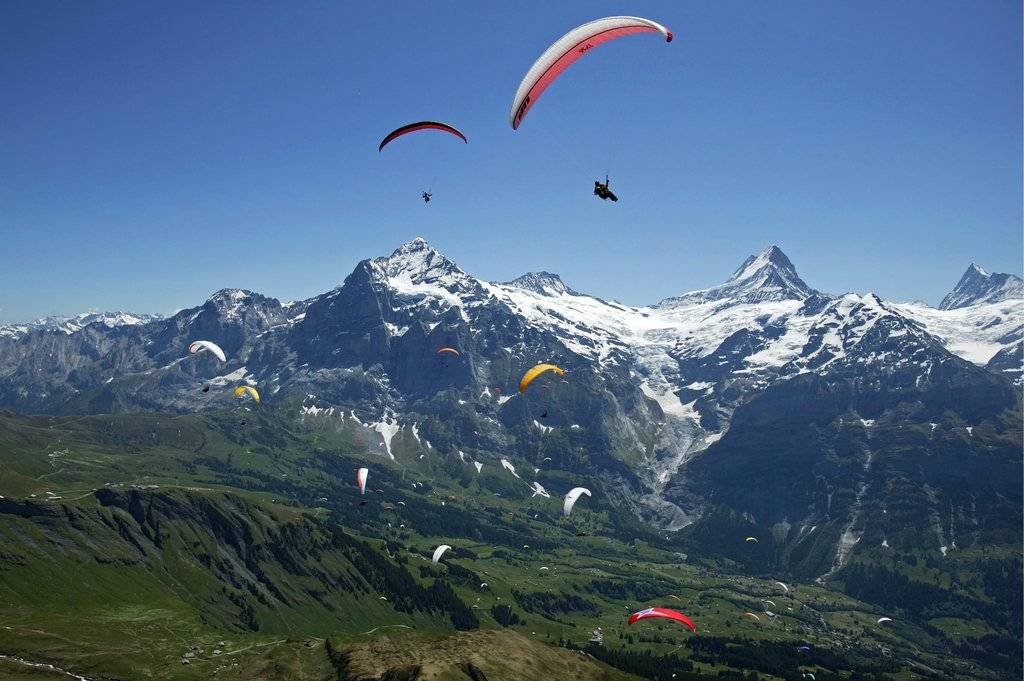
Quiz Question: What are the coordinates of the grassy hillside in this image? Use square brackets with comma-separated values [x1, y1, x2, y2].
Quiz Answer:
[0, 408, 1018, 680]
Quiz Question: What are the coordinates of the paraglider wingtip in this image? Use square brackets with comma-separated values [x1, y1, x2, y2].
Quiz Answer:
[666, 32, 673, 42]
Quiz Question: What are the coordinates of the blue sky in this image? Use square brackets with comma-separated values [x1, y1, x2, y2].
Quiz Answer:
[2, 1, 1020, 321]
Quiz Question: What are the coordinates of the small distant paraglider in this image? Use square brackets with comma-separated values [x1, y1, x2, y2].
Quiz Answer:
[188, 340, 226, 362]
[742, 612, 761, 622]
[745, 536, 759, 544]
[519, 364, 565, 392]
[877, 616, 893, 625]
[775, 581, 790, 593]
[432, 544, 452, 564]
[563, 487, 591, 517]
[379, 121, 467, 152]
[627, 607, 695, 633]
[378, 122, 466, 204]
[356, 468, 368, 505]
[436, 347, 460, 357]
[233, 385, 260, 403]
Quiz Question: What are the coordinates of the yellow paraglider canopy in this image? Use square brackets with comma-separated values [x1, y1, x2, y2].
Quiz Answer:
[233, 385, 260, 403]
[518, 364, 565, 393]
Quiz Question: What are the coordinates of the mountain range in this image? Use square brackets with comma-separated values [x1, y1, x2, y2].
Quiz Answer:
[0, 239, 1020, 582]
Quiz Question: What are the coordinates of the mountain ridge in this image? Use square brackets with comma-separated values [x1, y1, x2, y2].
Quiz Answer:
[4, 240, 1020, 331]
[0, 238, 1018, 583]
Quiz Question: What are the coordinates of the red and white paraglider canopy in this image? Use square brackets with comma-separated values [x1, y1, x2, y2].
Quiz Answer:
[509, 16, 672, 130]
[356, 467, 368, 495]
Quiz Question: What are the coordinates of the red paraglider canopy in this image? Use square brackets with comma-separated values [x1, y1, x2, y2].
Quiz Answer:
[378, 122, 468, 151]
[627, 607, 695, 633]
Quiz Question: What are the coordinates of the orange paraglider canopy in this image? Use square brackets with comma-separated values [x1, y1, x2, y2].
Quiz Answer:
[518, 364, 564, 392]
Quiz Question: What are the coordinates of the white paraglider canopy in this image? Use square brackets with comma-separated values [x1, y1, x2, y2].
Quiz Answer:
[563, 487, 591, 517]
[188, 340, 226, 362]
[432, 544, 452, 564]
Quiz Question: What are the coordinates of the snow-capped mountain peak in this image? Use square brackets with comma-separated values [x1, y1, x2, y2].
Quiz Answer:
[208, 288, 257, 306]
[894, 264, 1022, 370]
[505, 271, 577, 297]
[203, 288, 277, 323]
[724, 245, 816, 298]
[938, 263, 1023, 310]
[0, 311, 162, 338]
[659, 245, 817, 307]
[729, 245, 796, 282]
[374, 238, 464, 282]
[367, 238, 486, 311]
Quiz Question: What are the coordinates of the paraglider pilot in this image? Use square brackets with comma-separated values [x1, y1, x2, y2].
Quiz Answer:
[594, 176, 618, 202]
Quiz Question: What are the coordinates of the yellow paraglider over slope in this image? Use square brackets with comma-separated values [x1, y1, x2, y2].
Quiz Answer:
[233, 386, 260, 403]
[518, 364, 565, 393]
